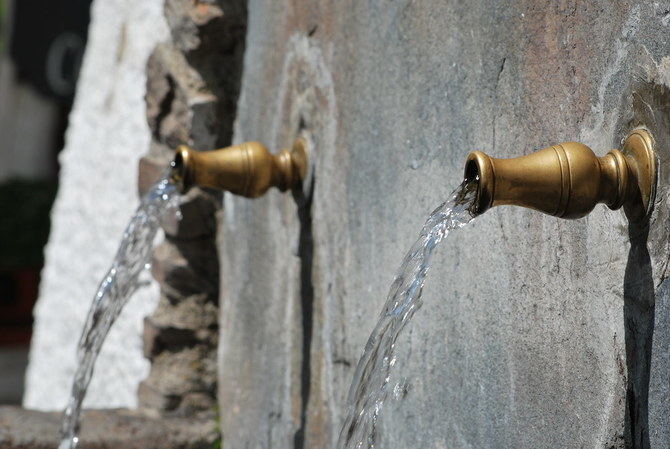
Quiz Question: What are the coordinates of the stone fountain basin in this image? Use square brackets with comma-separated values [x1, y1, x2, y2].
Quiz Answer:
[0, 407, 217, 449]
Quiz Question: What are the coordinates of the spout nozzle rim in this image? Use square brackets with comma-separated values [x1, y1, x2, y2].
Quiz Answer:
[464, 151, 494, 215]
[291, 137, 309, 181]
[171, 145, 193, 194]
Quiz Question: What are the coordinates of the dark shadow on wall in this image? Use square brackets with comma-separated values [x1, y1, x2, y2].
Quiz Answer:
[292, 179, 315, 449]
[624, 221, 654, 449]
[619, 79, 670, 449]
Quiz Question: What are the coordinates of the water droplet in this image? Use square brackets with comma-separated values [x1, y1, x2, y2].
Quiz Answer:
[393, 380, 409, 400]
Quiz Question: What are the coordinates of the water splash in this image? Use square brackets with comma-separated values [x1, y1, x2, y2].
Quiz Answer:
[337, 179, 477, 449]
[58, 175, 181, 449]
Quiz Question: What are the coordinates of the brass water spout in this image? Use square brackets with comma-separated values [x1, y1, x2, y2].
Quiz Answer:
[171, 139, 309, 197]
[463, 129, 657, 220]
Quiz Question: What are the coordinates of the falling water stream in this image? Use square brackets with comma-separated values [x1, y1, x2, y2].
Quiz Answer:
[58, 174, 181, 449]
[337, 179, 478, 449]
[56, 171, 475, 449]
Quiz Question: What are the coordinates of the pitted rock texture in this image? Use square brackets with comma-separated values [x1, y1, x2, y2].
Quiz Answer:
[220, 2, 670, 449]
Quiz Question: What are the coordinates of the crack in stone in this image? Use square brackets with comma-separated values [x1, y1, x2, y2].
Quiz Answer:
[293, 180, 315, 449]
[492, 56, 506, 154]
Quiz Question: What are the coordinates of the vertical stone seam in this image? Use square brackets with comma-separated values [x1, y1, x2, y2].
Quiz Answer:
[294, 182, 315, 449]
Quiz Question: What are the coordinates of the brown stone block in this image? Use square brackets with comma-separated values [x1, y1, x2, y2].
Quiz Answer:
[143, 316, 210, 360]
[143, 316, 161, 359]
[137, 381, 181, 412]
[164, 189, 221, 239]
[138, 155, 171, 198]
[0, 406, 217, 449]
[178, 393, 217, 415]
[152, 293, 219, 331]
[143, 347, 217, 398]
[151, 239, 219, 297]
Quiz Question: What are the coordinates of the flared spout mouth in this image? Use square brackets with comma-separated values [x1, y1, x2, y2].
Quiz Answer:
[170, 146, 193, 194]
[463, 151, 493, 216]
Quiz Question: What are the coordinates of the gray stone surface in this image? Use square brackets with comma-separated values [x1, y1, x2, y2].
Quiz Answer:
[23, 0, 169, 411]
[219, 2, 670, 449]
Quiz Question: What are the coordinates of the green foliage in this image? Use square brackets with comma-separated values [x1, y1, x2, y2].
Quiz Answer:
[212, 406, 222, 449]
[0, 178, 58, 268]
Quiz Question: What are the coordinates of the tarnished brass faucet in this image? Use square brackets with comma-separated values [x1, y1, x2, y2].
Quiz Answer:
[171, 138, 309, 197]
[463, 129, 657, 221]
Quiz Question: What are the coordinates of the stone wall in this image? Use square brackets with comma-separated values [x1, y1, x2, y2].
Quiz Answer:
[218, 2, 670, 449]
[138, 0, 246, 414]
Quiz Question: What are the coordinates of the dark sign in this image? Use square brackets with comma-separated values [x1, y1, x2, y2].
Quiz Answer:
[9, 0, 92, 101]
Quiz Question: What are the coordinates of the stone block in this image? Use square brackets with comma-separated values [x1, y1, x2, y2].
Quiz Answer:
[137, 0, 245, 425]
[0, 406, 217, 449]
[152, 293, 219, 330]
[138, 155, 172, 198]
[143, 316, 213, 360]
[164, 189, 221, 240]
[142, 316, 161, 360]
[151, 239, 219, 297]
[137, 381, 181, 412]
[142, 347, 217, 399]
[177, 393, 217, 415]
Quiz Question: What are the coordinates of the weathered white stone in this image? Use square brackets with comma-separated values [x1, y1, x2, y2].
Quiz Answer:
[23, 0, 168, 410]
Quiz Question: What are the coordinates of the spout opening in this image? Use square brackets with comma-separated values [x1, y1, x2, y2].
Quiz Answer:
[464, 158, 479, 183]
[171, 146, 192, 194]
[464, 151, 493, 216]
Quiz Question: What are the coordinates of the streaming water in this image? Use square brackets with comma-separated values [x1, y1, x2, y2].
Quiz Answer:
[337, 178, 478, 449]
[58, 175, 181, 449]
